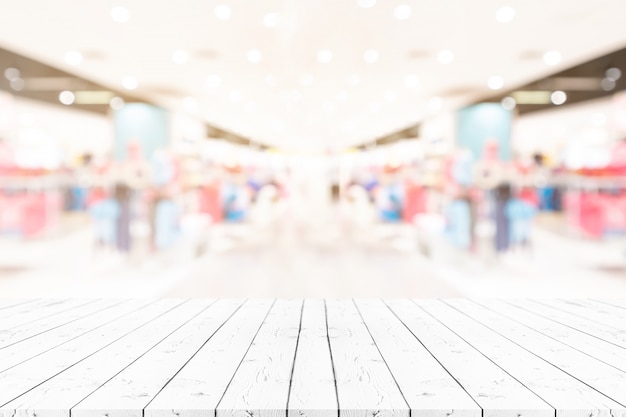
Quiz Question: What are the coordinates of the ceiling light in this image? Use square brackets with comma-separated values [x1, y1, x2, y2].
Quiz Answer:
[348, 73, 360, 86]
[428, 97, 443, 113]
[110, 6, 130, 23]
[59, 91, 75, 105]
[172, 50, 189, 64]
[551, 91, 567, 105]
[109, 96, 125, 110]
[501, 96, 516, 110]
[122, 76, 138, 90]
[263, 12, 279, 27]
[74, 91, 115, 104]
[405, 74, 420, 88]
[337, 90, 348, 101]
[300, 73, 314, 87]
[4, 67, 20, 81]
[394, 4, 411, 20]
[543, 50, 562, 66]
[495, 6, 515, 23]
[247, 49, 262, 63]
[606, 67, 622, 81]
[488, 76, 504, 90]
[184, 96, 198, 112]
[601, 78, 616, 91]
[358, 0, 376, 8]
[437, 50, 454, 64]
[64, 51, 83, 66]
[10, 78, 25, 91]
[214, 5, 231, 20]
[206, 74, 222, 88]
[512, 91, 551, 104]
[317, 49, 333, 63]
[384, 90, 397, 102]
[364, 49, 379, 64]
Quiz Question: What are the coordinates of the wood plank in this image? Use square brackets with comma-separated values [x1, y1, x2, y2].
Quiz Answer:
[419, 299, 624, 416]
[145, 299, 274, 417]
[0, 299, 98, 331]
[0, 299, 123, 349]
[216, 299, 303, 417]
[72, 299, 245, 417]
[0, 299, 183, 406]
[0, 299, 141, 372]
[483, 300, 626, 372]
[0, 299, 38, 312]
[2, 300, 218, 417]
[353, 299, 480, 417]
[325, 298, 410, 417]
[507, 299, 626, 349]
[0, 299, 82, 329]
[387, 299, 553, 417]
[545, 300, 626, 330]
[455, 299, 626, 405]
[287, 299, 337, 417]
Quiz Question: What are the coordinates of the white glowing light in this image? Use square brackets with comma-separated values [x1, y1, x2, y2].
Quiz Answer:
[488, 76, 504, 90]
[317, 49, 333, 63]
[394, 4, 411, 20]
[543, 50, 562, 66]
[501, 96, 516, 110]
[263, 12, 279, 27]
[109, 96, 125, 110]
[437, 50, 454, 64]
[111, 6, 130, 23]
[405, 74, 420, 88]
[495, 6, 515, 23]
[59, 91, 75, 105]
[214, 5, 231, 20]
[206, 74, 222, 88]
[65, 51, 83, 66]
[247, 49, 262, 63]
[172, 50, 189, 64]
[364, 49, 379, 63]
[358, 0, 376, 8]
[551, 90, 567, 105]
[122, 76, 138, 90]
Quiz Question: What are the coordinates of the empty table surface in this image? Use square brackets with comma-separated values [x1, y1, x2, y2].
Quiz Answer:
[0, 298, 625, 417]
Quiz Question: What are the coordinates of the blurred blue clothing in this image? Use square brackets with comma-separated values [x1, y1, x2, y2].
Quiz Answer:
[445, 199, 471, 249]
[506, 198, 536, 245]
[155, 199, 180, 249]
[89, 199, 119, 245]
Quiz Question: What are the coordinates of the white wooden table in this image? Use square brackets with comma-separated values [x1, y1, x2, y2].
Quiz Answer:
[0, 298, 625, 417]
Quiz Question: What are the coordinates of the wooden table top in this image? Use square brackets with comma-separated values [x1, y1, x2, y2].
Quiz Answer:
[0, 298, 625, 417]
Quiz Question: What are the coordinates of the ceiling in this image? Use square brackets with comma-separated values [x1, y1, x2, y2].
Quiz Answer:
[0, 0, 625, 151]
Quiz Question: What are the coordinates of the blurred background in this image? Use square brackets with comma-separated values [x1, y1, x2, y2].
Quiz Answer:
[1, 0, 626, 298]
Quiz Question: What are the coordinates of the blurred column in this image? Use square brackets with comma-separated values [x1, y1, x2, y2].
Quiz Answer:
[456, 103, 513, 160]
[113, 103, 169, 161]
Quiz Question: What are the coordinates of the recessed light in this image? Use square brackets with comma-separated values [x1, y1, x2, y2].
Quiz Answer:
[317, 49, 333, 63]
[122, 76, 138, 90]
[488, 76, 504, 90]
[4, 67, 20, 81]
[543, 51, 561, 66]
[601, 78, 616, 91]
[364, 49, 379, 63]
[172, 50, 189, 64]
[358, 0, 376, 8]
[59, 91, 75, 105]
[109, 96, 125, 110]
[111, 6, 130, 23]
[437, 50, 454, 64]
[405, 74, 420, 88]
[206, 74, 222, 88]
[394, 4, 411, 20]
[64, 51, 83, 66]
[263, 12, 279, 27]
[606, 67, 622, 81]
[247, 49, 262, 63]
[384, 90, 397, 102]
[495, 6, 515, 23]
[214, 5, 231, 20]
[10, 78, 25, 91]
[501, 96, 516, 110]
[551, 91, 567, 105]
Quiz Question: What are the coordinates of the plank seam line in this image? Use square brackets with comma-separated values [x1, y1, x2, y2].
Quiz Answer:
[555, 298, 626, 325]
[593, 299, 626, 313]
[324, 299, 341, 417]
[0, 299, 68, 331]
[0, 299, 128, 351]
[5, 299, 99, 332]
[0, 299, 154, 374]
[454, 300, 626, 408]
[285, 299, 305, 417]
[0, 299, 190, 409]
[70, 299, 222, 412]
[483, 301, 626, 373]
[382, 300, 483, 412]
[213, 299, 278, 417]
[505, 300, 626, 351]
[531, 299, 626, 332]
[141, 298, 252, 414]
[354, 299, 411, 417]
[0, 299, 40, 313]
[430, 300, 558, 410]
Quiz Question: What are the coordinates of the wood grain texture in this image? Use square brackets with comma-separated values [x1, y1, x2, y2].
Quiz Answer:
[0, 299, 623, 417]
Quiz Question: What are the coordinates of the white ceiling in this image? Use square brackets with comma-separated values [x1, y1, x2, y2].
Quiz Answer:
[0, 0, 626, 151]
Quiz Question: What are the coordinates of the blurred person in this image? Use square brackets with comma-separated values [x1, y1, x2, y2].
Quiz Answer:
[444, 188, 473, 251]
[493, 182, 513, 254]
[113, 183, 133, 254]
[154, 188, 181, 251]
[88, 186, 119, 250]
[506, 193, 537, 253]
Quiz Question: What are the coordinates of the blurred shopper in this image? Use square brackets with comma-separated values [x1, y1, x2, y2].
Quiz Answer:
[445, 189, 473, 251]
[154, 189, 181, 250]
[113, 183, 133, 254]
[88, 186, 119, 250]
[493, 182, 513, 254]
[506, 194, 537, 252]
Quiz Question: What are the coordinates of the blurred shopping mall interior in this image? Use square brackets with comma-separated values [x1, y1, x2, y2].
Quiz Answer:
[1, 0, 626, 298]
